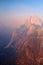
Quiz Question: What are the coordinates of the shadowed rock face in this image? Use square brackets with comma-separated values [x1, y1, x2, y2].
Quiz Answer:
[0, 15, 43, 65]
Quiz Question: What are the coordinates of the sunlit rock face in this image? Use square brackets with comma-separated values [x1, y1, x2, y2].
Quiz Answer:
[26, 14, 42, 28]
[1, 15, 43, 65]
[15, 15, 43, 65]
[26, 15, 42, 35]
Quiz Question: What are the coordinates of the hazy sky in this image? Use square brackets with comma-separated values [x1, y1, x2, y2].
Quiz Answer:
[0, 0, 43, 28]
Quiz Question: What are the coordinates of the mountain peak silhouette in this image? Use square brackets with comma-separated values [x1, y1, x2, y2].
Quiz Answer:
[25, 14, 42, 29]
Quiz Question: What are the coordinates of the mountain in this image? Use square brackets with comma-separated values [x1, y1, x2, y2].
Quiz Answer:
[0, 15, 43, 65]
[5, 15, 42, 48]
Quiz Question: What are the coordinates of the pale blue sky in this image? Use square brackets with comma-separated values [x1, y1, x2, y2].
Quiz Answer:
[0, 0, 43, 28]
